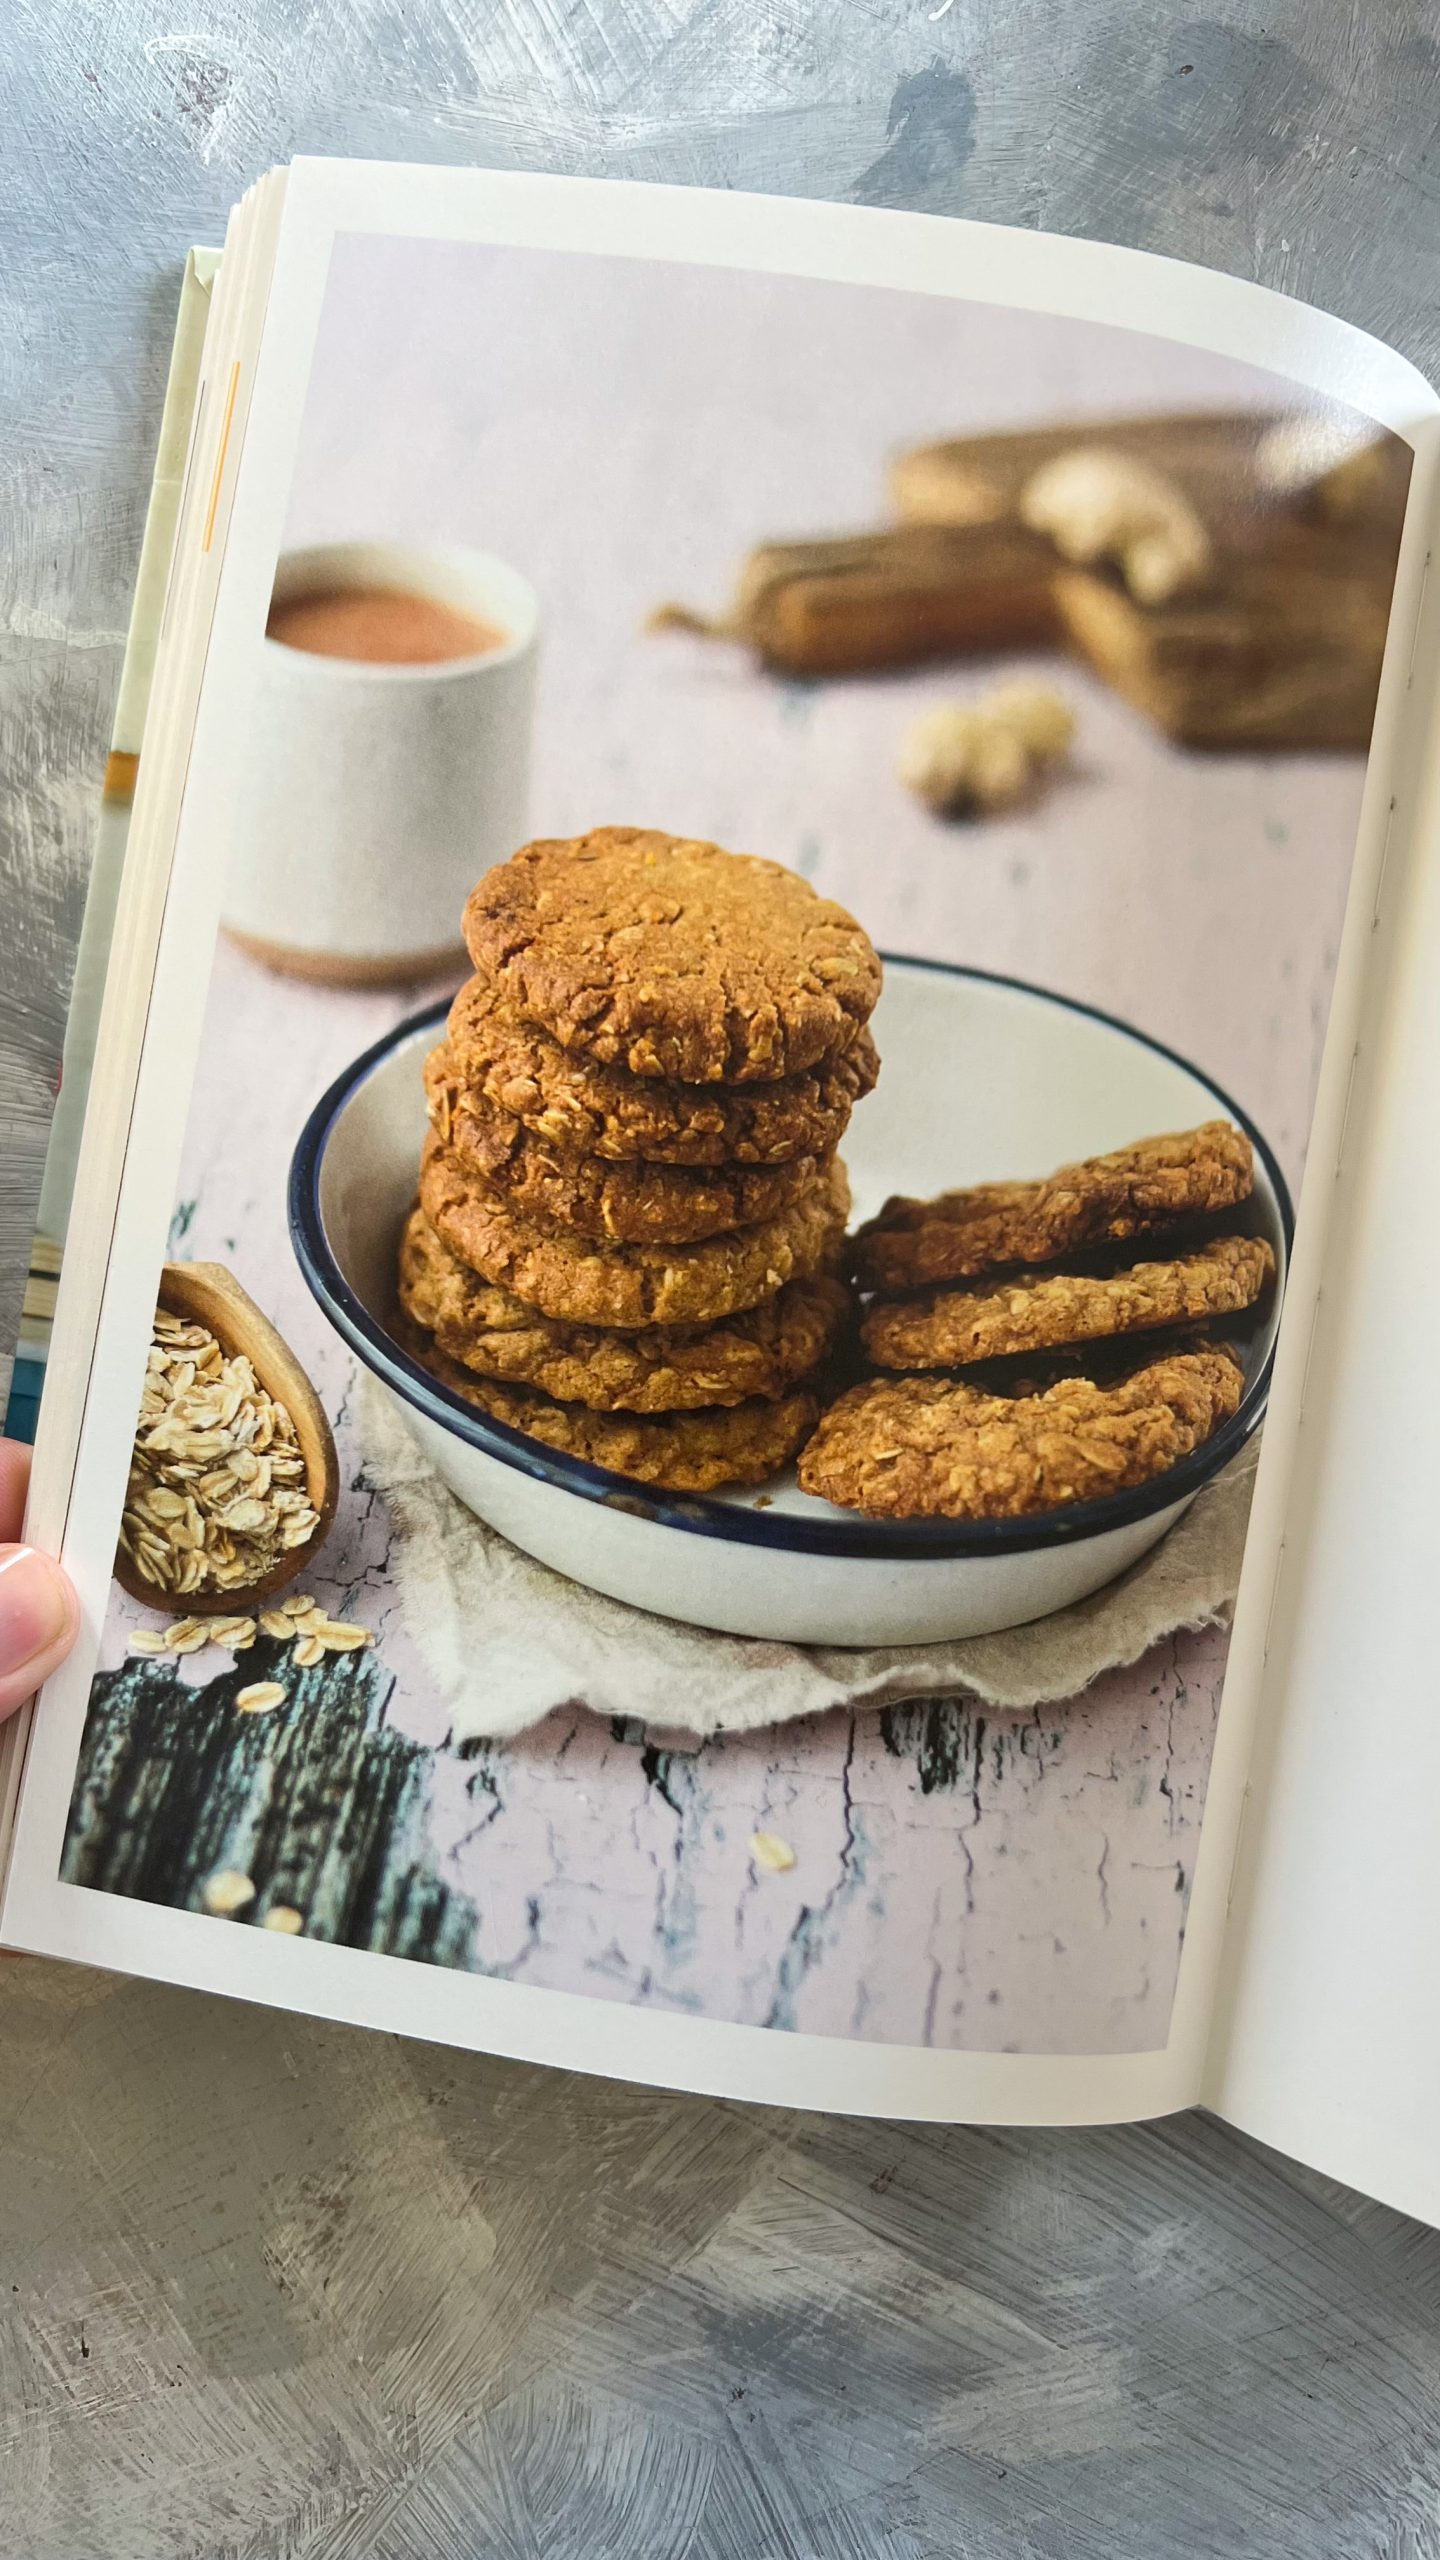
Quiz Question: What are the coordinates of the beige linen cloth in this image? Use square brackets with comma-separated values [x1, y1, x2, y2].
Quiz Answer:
[357, 1373, 1258, 1745]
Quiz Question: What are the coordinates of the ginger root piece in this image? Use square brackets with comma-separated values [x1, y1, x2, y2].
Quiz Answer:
[1254, 415, 1397, 524]
[898, 680, 1075, 816]
[1020, 449, 1213, 606]
[890, 412, 1268, 532]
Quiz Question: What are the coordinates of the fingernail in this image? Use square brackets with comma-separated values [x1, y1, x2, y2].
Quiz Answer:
[0, 1547, 72, 1669]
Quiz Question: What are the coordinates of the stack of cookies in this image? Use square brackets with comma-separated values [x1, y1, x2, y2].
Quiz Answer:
[799, 1122, 1275, 1519]
[399, 826, 883, 1491]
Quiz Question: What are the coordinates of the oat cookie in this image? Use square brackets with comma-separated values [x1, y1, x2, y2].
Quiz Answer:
[399, 1209, 850, 1410]
[463, 826, 882, 1082]
[863, 1234, 1273, 1370]
[797, 1348, 1243, 1519]
[854, 1122, 1253, 1292]
[419, 1135, 850, 1330]
[414, 1336, 820, 1492]
[445, 972, 879, 1166]
[425, 1045, 824, 1244]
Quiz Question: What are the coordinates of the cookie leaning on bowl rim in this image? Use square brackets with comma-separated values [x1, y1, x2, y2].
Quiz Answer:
[444, 971, 880, 1166]
[463, 825, 883, 1083]
[419, 1134, 851, 1331]
[853, 1121, 1254, 1293]
[424, 1044, 827, 1245]
[399, 1207, 852, 1411]
[862, 1233, 1274, 1370]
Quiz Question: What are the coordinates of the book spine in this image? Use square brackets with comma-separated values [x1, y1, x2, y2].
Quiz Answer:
[4, 250, 219, 1443]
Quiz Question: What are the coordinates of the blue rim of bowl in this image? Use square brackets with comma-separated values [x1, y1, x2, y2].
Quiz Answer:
[288, 956, 1294, 1562]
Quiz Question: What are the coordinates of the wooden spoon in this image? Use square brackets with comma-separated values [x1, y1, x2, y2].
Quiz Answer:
[113, 1262, 339, 1617]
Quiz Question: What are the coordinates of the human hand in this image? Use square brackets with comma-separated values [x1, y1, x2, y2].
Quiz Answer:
[0, 1440, 79, 1721]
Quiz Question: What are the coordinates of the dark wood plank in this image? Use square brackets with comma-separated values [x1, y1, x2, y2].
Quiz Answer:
[61, 1643, 478, 1965]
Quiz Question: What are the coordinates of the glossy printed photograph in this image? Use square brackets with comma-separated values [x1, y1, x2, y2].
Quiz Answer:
[58, 231, 1409, 2055]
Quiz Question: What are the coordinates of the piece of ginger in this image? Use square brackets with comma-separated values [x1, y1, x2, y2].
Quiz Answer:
[1254, 415, 1391, 521]
[899, 680, 1075, 817]
[1019, 448, 1212, 604]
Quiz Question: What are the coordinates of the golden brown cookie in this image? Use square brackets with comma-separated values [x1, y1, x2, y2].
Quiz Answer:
[445, 972, 879, 1166]
[862, 1234, 1273, 1370]
[425, 1045, 825, 1244]
[414, 1335, 819, 1492]
[399, 1208, 851, 1411]
[419, 1134, 851, 1330]
[797, 1348, 1244, 1520]
[463, 826, 882, 1082]
[854, 1122, 1254, 1292]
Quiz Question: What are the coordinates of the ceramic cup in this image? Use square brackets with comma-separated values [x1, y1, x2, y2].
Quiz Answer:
[222, 540, 539, 984]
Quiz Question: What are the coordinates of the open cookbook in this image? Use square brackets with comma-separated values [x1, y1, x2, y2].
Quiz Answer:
[4, 160, 1438, 2226]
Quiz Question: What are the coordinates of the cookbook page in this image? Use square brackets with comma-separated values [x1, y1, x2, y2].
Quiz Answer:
[2, 166, 1428, 2122]
[0, 176, 289, 1875]
[1206, 455, 1440, 2225]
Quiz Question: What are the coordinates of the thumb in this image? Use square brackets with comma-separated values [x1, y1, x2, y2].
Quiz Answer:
[0, 1545, 79, 1722]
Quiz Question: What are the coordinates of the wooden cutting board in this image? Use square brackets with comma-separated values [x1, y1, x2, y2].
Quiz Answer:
[1053, 553, 1392, 750]
[653, 412, 1410, 744]
[891, 410, 1410, 750]
[891, 409, 1411, 549]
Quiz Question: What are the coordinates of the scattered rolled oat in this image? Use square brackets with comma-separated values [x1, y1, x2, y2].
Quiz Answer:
[274, 1600, 377, 1666]
[201, 1869, 256, 1917]
[134, 1588, 373, 1686]
[208, 1616, 258, 1652]
[118, 1305, 321, 1600]
[750, 1830, 796, 1873]
[311, 1620, 372, 1653]
[235, 1681, 286, 1715]
[261, 1906, 304, 1935]
[163, 1619, 212, 1656]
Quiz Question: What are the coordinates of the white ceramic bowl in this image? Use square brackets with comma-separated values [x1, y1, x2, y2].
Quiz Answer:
[289, 958, 1290, 1646]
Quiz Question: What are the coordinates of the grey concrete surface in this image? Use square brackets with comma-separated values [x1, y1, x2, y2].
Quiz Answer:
[4, 6, 1440, 2552]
